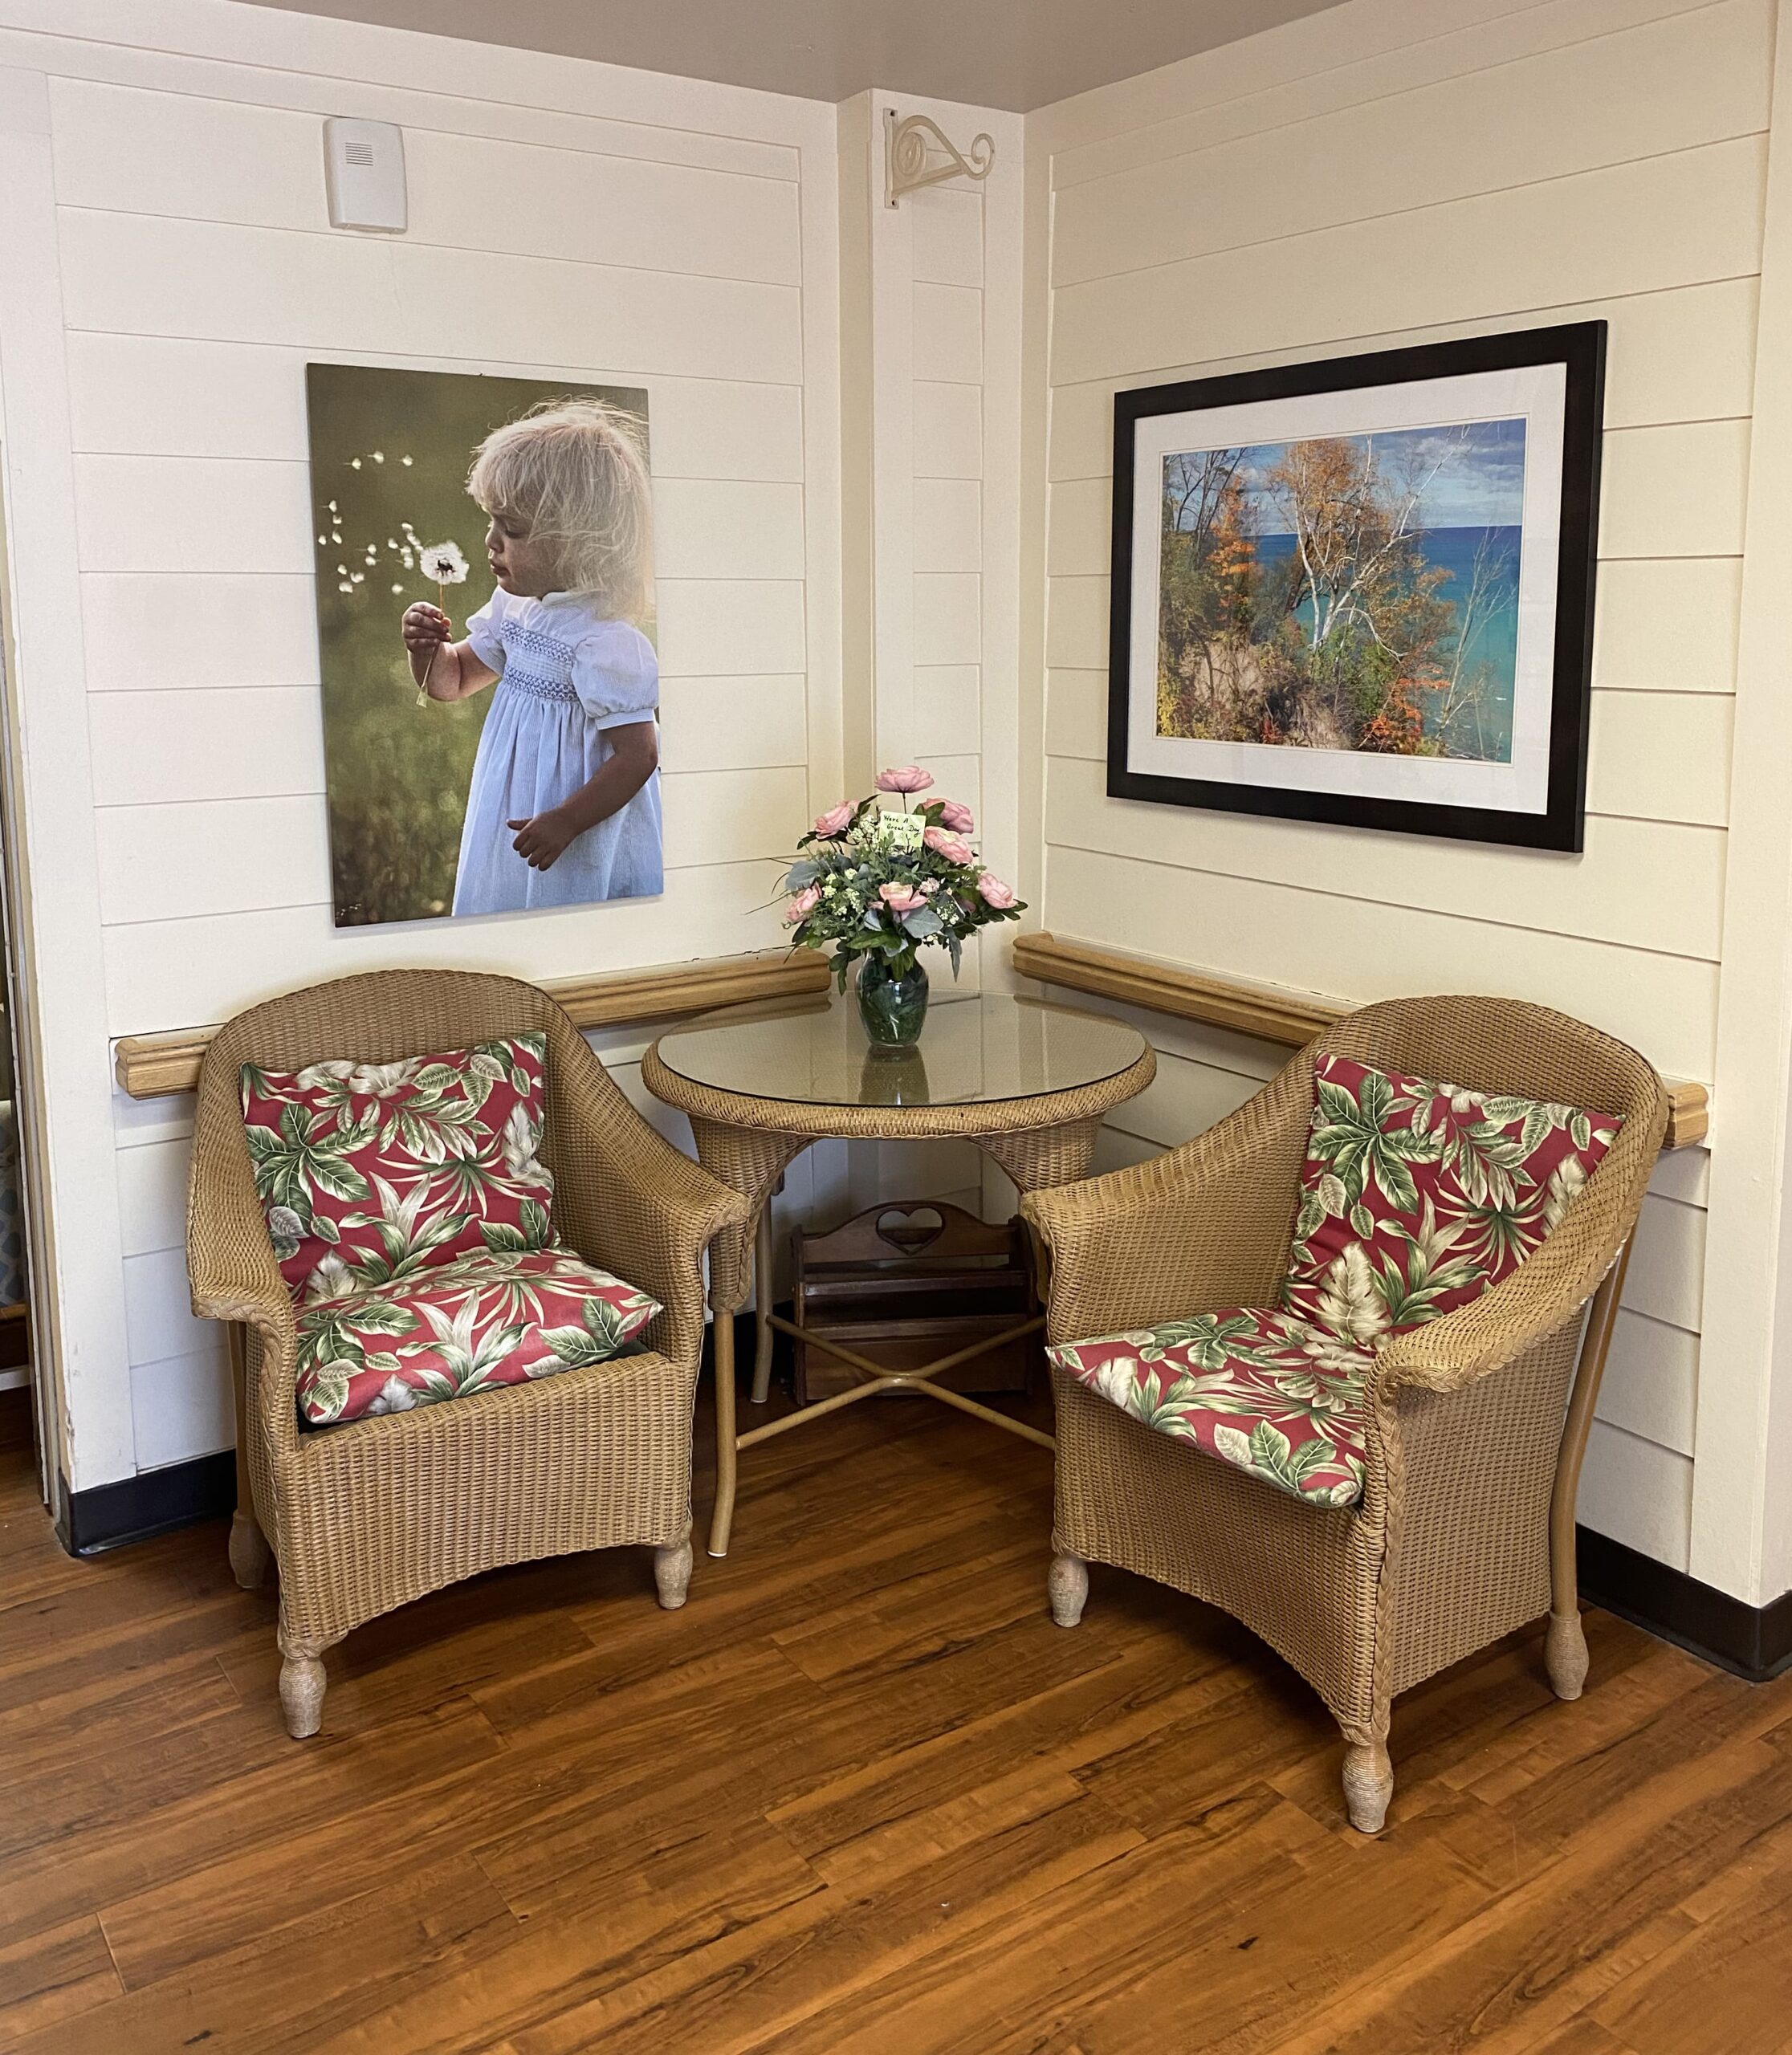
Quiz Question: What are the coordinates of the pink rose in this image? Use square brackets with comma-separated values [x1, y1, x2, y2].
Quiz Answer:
[813, 802, 853, 837]
[878, 881, 927, 914]
[936, 799, 975, 832]
[783, 885, 821, 923]
[922, 826, 974, 865]
[876, 765, 934, 794]
[976, 873, 1016, 909]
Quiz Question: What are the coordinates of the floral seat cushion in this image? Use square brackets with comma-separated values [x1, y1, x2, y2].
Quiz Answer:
[1283, 1053, 1622, 1352]
[241, 1033, 556, 1304]
[295, 1246, 662, 1426]
[1049, 1308, 1372, 1508]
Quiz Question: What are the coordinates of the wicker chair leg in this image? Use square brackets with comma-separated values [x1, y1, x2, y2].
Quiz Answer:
[228, 1510, 272, 1591]
[277, 1641, 328, 1740]
[1341, 1732, 1395, 1835]
[1049, 1551, 1089, 1628]
[1545, 1608, 1590, 1700]
[654, 1524, 694, 1610]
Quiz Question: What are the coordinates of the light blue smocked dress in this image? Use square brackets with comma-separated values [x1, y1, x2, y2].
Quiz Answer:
[453, 588, 663, 916]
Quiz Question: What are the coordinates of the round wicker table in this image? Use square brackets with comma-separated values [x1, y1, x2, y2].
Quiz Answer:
[643, 991, 1154, 1557]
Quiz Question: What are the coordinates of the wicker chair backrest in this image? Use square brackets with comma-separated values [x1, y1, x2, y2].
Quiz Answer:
[193, 968, 608, 1196]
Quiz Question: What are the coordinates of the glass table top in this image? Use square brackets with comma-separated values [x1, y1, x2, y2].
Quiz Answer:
[653, 994, 1149, 1111]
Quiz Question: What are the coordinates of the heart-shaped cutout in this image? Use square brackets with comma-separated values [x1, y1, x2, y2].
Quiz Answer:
[876, 1205, 945, 1254]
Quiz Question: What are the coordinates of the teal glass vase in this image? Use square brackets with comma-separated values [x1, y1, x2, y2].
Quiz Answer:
[855, 954, 930, 1048]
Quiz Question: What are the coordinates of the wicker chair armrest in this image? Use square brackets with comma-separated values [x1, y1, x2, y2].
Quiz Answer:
[187, 1080, 303, 1462]
[1021, 1056, 1317, 1341]
[544, 1023, 748, 1365]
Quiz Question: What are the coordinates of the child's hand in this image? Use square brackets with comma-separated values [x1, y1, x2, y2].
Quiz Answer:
[509, 808, 579, 872]
[401, 602, 452, 653]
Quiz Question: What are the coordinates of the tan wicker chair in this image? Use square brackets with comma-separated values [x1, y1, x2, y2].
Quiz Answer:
[186, 969, 747, 1738]
[1020, 996, 1668, 1834]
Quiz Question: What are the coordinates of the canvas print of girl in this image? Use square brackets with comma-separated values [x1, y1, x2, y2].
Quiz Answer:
[306, 364, 663, 927]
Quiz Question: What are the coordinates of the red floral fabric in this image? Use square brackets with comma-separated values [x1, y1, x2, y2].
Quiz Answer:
[239, 1034, 556, 1304]
[1281, 1052, 1621, 1353]
[1050, 1308, 1371, 1507]
[294, 1246, 661, 1426]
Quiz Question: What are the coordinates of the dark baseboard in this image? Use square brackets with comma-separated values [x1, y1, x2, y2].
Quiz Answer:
[58, 1450, 236, 1557]
[1578, 1524, 1792, 1683]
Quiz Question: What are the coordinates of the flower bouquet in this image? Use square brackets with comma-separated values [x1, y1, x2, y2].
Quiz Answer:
[778, 766, 1024, 1046]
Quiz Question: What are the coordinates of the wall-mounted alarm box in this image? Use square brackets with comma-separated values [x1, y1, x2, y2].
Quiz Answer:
[323, 117, 406, 234]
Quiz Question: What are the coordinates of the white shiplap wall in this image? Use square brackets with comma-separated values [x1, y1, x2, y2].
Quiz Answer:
[1026, 0, 1771, 1573]
[0, 0, 843, 1487]
[851, 94, 1024, 1220]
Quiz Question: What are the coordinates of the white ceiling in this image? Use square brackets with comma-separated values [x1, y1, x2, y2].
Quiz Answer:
[238, 0, 1345, 112]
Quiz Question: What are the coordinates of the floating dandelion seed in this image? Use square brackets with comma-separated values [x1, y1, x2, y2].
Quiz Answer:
[350, 458, 362, 469]
[372, 451, 385, 463]
[317, 534, 328, 546]
[401, 455, 413, 466]
[391, 583, 404, 594]
[337, 580, 352, 593]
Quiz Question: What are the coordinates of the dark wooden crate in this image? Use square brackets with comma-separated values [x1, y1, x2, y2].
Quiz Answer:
[791, 1200, 1040, 1405]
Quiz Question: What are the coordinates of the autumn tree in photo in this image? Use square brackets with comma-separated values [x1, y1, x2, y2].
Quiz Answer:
[1154, 422, 1521, 761]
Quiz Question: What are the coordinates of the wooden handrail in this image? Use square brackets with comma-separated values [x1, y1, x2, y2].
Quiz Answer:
[1012, 931, 1708, 1152]
[112, 947, 833, 1101]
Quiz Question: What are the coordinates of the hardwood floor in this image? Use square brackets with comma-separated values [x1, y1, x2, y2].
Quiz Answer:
[2, 1379, 1790, 2054]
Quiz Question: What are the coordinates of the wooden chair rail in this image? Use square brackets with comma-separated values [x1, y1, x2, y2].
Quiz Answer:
[112, 947, 832, 1101]
[1012, 931, 1708, 1152]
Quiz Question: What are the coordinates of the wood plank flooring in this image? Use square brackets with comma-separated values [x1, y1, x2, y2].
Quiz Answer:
[1, 1382, 1790, 2053]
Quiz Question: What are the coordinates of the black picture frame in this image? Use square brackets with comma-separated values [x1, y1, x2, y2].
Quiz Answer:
[1106, 321, 1606, 853]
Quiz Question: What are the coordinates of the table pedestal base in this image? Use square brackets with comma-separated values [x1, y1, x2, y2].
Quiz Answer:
[701, 1119, 1110, 1560]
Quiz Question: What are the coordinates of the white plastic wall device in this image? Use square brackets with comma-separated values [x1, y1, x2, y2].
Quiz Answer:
[323, 117, 406, 234]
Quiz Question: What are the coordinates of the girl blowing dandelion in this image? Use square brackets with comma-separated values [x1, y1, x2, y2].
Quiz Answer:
[400, 399, 662, 914]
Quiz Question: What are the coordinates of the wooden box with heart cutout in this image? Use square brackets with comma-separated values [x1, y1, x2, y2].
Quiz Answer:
[790, 1200, 1040, 1405]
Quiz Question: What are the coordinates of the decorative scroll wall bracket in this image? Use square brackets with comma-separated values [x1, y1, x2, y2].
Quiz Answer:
[885, 108, 996, 208]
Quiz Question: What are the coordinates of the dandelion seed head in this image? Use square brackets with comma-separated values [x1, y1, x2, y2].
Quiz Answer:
[418, 539, 470, 584]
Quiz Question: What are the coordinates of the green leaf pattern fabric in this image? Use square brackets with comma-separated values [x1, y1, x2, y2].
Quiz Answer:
[1282, 1053, 1621, 1351]
[1049, 1054, 1621, 1512]
[1049, 1307, 1371, 1507]
[241, 1034, 556, 1302]
[293, 1247, 661, 1426]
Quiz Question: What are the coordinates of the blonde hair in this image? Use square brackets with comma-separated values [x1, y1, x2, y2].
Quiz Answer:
[468, 397, 654, 621]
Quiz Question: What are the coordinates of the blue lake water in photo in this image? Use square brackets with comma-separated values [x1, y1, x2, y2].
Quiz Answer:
[1252, 524, 1521, 759]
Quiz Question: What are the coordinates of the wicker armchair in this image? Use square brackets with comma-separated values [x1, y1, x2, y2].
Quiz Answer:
[1021, 996, 1668, 1834]
[186, 969, 747, 1738]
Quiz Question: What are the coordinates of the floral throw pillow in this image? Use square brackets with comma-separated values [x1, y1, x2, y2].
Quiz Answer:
[1281, 1053, 1621, 1353]
[295, 1247, 660, 1426]
[240, 1032, 556, 1304]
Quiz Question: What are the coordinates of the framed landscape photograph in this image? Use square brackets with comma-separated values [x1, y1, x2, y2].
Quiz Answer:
[1107, 323, 1606, 851]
